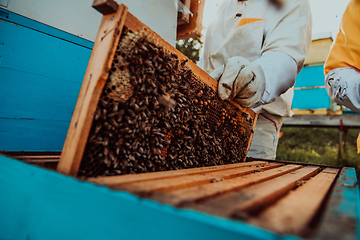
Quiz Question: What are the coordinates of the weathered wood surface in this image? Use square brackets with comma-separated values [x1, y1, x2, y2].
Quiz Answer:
[88, 161, 267, 185]
[248, 168, 339, 237]
[92, 163, 303, 206]
[88, 161, 352, 238]
[110, 163, 283, 196]
[282, 114, 360, 128]
[92, 0, 118, 15]
[1, 152, 61, 162]
[0, 155, 283, 240]
[150, 164, 301, 206]
[194, 166, 321, 218]
[3, 153, 358, 239]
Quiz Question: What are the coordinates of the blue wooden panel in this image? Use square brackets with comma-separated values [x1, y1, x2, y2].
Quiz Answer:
[1, 68, 81, 121]
[292, 88, 330, 110]
[0, 8, 94, 49]
[0, 12, 92, 151]
[0, 155, 295, 240]
[315, 167, 360, 239]
[0, 118, 68, 151]
[295, 65, 325, 88]
[0, 19, 90, 82]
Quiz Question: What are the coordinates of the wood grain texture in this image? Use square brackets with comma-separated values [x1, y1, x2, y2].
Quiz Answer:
[88, 161, 267, 185]
[0, 154, 352, 239]
[92, 0, 118, 15]
[0, 155, 283, 240]
[151, 164, 301, 206]
[249, 167, 339, 236]
[57, 5, 128, 176]
[111, 163, 283, 196]
[87, 161, 267, 186]
[196, 166, 321, 218]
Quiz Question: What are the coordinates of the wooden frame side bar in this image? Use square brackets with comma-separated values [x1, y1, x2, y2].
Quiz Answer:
[57, 5, 128, 176]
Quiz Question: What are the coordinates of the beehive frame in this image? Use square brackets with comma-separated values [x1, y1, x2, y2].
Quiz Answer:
[57, 3, 257, 177]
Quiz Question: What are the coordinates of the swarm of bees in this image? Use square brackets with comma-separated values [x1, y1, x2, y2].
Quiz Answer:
[78, 28, 253, 177]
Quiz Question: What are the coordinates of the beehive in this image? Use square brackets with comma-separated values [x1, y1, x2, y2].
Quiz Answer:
[3, 151, 358, 239]
[87, 159, 357, 239]
[1, 2, 359, 239]
[57, 4, 256, 177]
[52, 4, 359, 239]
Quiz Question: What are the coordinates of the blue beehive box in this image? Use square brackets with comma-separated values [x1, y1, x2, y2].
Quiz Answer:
[293, 65, 329, 109]
[0, 8, 92, 151]
[291, 34, 338, 114]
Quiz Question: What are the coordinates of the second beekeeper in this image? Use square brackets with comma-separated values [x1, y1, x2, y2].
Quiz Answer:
[202, 0, 312, 159]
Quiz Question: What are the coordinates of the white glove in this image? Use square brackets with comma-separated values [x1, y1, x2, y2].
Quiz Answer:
[326, 67, 360, 113]
[211, 56, 265, 108]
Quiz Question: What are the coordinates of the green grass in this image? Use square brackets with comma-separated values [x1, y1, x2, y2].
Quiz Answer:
[276, 127, 360, 177]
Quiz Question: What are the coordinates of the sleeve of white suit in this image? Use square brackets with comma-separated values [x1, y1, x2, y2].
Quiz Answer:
[325, 67, 360, 113]
[252, 1, 312, 107]
[252, 51, 297, 106]
[261, 1, 312, 73]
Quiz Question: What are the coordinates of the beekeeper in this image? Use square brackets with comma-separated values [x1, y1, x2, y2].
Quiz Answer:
[202, 0, 312, 159]
[324, 0, 360, 113]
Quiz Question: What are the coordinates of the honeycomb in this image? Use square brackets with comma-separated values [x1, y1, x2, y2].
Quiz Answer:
[78, 28, 254, 177]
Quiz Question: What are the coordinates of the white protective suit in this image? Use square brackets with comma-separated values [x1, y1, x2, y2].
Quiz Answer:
[203, 0, 312, 159]
[324, 0, 360, 113]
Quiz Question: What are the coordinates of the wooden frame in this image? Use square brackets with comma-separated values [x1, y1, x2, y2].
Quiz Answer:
[57, 4, 128, 176]
[57, 3, 257, 177]
[177, 0, 205, 40]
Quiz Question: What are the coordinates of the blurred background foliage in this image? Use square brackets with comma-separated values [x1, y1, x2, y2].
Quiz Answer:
[277, 127, 360, 177]
[176, 37, 203, 64]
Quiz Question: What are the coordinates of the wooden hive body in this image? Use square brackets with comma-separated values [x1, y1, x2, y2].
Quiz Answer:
[88, 159, 359, 239]
[2, 152, 359, 239]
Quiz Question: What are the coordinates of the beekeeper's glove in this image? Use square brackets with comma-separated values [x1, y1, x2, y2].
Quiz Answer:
[325, 67, 360, 113]
[211, 56, 265, 108]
